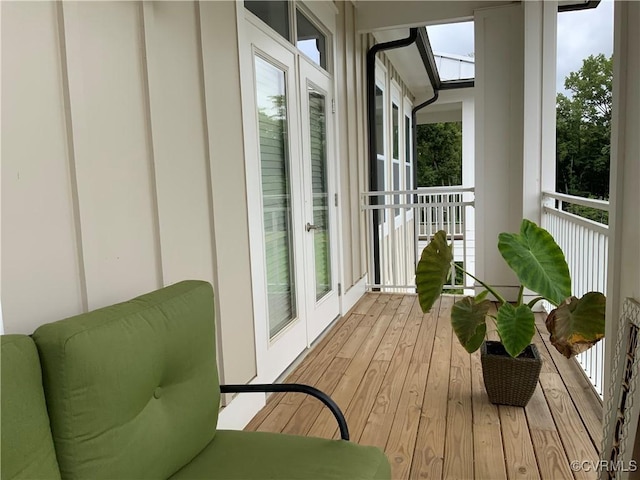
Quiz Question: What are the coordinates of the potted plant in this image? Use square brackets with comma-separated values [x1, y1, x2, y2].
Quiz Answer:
[415, 219, 606, 407]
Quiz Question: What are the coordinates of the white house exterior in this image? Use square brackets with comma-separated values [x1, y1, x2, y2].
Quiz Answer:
[2, 0, 639, 467]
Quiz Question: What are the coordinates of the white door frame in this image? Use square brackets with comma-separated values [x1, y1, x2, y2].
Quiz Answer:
[240, 22, 307, 384]
[239, 3, 338, 384]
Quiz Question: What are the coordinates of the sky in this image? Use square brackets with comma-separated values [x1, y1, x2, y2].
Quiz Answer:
[426, 0, 614, 96]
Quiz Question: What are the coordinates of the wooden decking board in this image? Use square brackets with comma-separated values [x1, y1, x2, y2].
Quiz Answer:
[498, 405, 541, 480]
[443, 336, 474, 479]
[539, 372, 599, 480]
[244, 293, 603, 479]
[351, 291, 380, 315]
[243, 368, 302, 431]
[359, 296, 391, 328]
[532, 327, 558, 375]
[409, 296, 454, 480]
[306, 295, 398, 439]
[404, 295, 439, 366]
[535, 317, 603, 449]
[247, 296, 377, 431]
[336, 323, 372, 359]
[276, 312, 362, 407]
[286, 293, 385, 396]
[526, 384, 559, 432]
[281, 356, 351, 436]
[373, 297, 409, 362]
[526, 386, 575, 479]
[285, 313, 349, 381]
[345, 359, 392, 441]
[243, 388, 283, 432]
[360, 297, 422, 449]
[254, 370, 307, 433]
[336, 296, 409, 441]
[255, 401, 300, 433]
[384, 298, 440, 480]
[471, 348, 508, 480]
[530, 429, 576, 479]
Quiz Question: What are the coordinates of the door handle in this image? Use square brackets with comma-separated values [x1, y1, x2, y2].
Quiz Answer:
[306, 222, 318, 232]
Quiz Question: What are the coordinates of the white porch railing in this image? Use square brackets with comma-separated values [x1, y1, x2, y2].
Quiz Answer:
[542, 191, 609, 398]
[362, 187, 475, 292]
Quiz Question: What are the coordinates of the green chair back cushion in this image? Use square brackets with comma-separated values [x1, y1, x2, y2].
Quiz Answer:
[32, 281, 220, 480]
[1, 335, 61, 480]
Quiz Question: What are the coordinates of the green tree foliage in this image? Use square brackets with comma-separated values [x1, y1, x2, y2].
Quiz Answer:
[416, 122, 462, 187]
[556, 54, 612, 201]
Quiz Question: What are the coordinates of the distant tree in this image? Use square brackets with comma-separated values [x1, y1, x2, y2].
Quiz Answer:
[556, 54, 612, 200]
[416, 122, 462, 187]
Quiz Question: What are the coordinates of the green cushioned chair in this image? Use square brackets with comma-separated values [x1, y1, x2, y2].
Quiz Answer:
[19, 280, 390, 480]
[1, 335, 62, 480]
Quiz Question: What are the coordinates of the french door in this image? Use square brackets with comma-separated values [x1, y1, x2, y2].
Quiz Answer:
[299, 60, 339, 342]
[245, 23, 338, 382]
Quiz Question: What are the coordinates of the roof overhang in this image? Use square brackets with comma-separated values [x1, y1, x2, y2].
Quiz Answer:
[357, 0, 600, 33]
[372, 29, 435, 100]
[367, 0, 600, 101]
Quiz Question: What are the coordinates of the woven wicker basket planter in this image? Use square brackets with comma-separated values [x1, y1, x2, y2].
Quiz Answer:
[480, 341, 542, 407]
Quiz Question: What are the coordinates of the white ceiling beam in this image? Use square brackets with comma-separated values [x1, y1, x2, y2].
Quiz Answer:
[355, 1, 515, 32]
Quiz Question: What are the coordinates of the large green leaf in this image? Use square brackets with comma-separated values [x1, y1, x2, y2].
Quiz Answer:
[451, 297, 491, 353]
[415, 231, 453, 312]
[545, 292, 606, 358]
[496, 303, 536, 358]
[498, 219, 571, 305]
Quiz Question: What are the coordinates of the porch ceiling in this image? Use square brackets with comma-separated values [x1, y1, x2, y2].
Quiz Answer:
[355, 0, 600, 32]
[355, 1, 514, 33]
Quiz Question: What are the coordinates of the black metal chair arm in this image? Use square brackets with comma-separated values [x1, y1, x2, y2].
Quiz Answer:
[220, 383, 350, 441]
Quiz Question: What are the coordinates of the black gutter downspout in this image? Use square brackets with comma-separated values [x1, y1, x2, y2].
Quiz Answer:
[367, 28, 418, 288]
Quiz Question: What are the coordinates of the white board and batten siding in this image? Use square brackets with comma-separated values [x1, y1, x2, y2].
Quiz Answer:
[1, 1, 256, 385]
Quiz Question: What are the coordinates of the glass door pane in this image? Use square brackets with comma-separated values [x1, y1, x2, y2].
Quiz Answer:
[255, 56, 297, 338]
[308, 88, 331, 300]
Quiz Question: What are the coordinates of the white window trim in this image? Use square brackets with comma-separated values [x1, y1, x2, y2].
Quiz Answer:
[390, 81, 402, 225]
[374, 61, 388, 236]
[403, 96, 414, 221]
[243, 1, 335, 75]
[296, 3, 334, 74]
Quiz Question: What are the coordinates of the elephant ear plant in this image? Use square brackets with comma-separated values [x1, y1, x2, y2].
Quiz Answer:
[416, 219, 606, 359]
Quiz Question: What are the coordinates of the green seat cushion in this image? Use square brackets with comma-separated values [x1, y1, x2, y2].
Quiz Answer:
[32, 281, 220, 479]
[170, 430, 391, 480]
[1, 335, 61, 480]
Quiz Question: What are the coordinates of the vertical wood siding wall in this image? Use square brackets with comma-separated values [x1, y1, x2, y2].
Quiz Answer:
[1, 1, 256, 384]
[335, 2, 414, 292]
[336, 1, 366, 291]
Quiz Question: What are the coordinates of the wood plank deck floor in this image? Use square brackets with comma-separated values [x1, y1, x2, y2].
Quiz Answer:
[245, 293, 603, 480]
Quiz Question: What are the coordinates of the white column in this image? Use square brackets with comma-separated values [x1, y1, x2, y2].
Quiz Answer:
[462, 96, 476, 292]
[474, 2, 555, 300]
[604, 1, 640, 468]
[522, 0, 558, 223]
[540, 1, 559, 201]
[474, 4, 525, 299]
